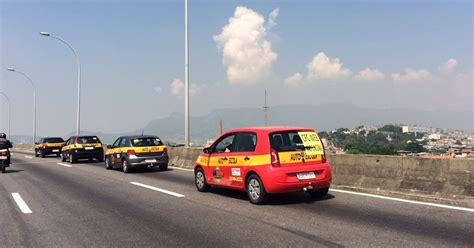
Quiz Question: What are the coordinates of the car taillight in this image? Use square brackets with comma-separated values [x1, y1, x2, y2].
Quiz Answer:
[271, 149, 280, 167]
[163, 147, 168, 153]
[0, 151, 8, 156]
[44, 144, 48, 148]
[317, 132, 327, 163]
[127, 149, 135, 156]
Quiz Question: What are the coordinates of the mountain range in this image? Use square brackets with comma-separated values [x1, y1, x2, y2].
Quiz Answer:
[10, 103, 472, 145]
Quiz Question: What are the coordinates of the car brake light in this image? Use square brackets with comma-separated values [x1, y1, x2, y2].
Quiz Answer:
[317, 133, 327, 163]
[163, 147, 168, 153]
[0, 150, 8, 156]
[44, 144, 48, 148]
[127, 149, 135, 156]
[271, 149, 280, 167]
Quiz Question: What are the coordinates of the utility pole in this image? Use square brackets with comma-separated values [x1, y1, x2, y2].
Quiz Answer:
[219, 119, 223, 135]
[184, 0, 190, 147]
[263, 90, 269, 126]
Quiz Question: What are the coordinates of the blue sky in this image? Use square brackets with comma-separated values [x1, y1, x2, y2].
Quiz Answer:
[1, 0, 472, 137]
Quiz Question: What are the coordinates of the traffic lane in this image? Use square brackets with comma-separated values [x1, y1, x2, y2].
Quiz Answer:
[10, 156, 473, 246]
[0, 177, 34, 248]
[3, 156, 332, 247]
[68, 158, 474, 247]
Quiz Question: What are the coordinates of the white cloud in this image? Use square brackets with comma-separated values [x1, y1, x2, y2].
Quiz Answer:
[284, 73, 303, 88]
[355, 68, 385, 81]
[169, 79, 201, 97]
[392, 68, 431, 82]
[213, 6, 278, 85]
[306, 52, 352, 81]
[267, 8, 279, 30]
[154, 86, 163, 94]
[438, 58, 458, 73]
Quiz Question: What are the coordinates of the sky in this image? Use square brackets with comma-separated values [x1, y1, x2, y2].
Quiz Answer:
[0, 0, 472, 137]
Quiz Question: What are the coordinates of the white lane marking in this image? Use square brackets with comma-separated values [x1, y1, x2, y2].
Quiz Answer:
[24, 156, 33, 159]
[130, 182, 185, 198]
[11, 193, 32, 214]
[57, 162, 72, 168]
[330, 189, 474, 212]
[170, 166, 193, 172]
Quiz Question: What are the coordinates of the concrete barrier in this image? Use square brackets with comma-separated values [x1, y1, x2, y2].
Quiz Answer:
[167, 147, 474, 199]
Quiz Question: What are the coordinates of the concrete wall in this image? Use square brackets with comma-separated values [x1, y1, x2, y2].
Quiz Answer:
[167, 147, 474, 198]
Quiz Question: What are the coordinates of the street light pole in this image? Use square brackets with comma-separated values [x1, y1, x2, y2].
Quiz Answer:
[6, 68, 36, 144]
[0, 92, 11, 138]
[184, 0, 190, 147]
[39, 32, 81, 136]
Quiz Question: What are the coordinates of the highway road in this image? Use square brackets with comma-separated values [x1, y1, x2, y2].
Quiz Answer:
[1, 155, 473, 247]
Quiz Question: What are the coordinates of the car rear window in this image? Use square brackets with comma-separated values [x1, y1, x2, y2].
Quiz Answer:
[270, 130, 323, 153]
[77, 136, 101, 144]
[44, 138, 64, 143]
[131, 137, 163, 147]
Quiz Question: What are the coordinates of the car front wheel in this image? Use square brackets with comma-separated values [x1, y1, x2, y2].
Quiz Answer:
[105, 156, 112, 170]
[195, 168, 210, 192]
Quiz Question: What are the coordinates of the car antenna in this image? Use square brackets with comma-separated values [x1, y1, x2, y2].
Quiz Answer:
[141, 129, 144, 137]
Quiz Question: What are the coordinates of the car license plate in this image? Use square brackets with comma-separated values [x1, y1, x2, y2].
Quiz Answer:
[53, 149, 59, 152]
[85, 147, 94, 150]
[0, 156, 7, 159]
[297, 172, 316, 180]
[145, 159, 157, 163]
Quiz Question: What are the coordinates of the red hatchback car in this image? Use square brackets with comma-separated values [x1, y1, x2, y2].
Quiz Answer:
[194, 126, 332, 204]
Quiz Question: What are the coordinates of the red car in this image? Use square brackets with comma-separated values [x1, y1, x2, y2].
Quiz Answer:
[194, 126, 332, 204]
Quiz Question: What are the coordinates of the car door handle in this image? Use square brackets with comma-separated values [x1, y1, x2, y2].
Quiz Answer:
[244, 156, 250, 161]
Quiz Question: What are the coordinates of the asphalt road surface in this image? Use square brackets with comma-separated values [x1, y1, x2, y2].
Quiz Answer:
[1, 155, 473, 247]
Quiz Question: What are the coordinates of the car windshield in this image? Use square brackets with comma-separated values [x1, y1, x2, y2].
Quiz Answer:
[77, 136, 101, 144]
[131, 137, 163, 147]
[270, 131, 321, 152]
[44, 138, 64, 143]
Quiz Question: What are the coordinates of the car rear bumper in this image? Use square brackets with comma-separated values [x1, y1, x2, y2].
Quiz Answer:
[261, 162, 332, 194]
[41, 147, 62, 155]
[128, 154, 168, 168]
[72, 149, 104, 159]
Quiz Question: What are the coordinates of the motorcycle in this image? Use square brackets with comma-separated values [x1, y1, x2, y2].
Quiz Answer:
[0, 149, 9, 173]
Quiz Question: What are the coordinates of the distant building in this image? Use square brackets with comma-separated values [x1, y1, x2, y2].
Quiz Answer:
[402, 125, 430, 134]
[428, 133, 441, 140]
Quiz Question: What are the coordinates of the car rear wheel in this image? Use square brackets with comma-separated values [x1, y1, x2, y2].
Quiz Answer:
[97, 156, 104, 163]
[40, 149, 45, 158]
[122, 159, 130, 173]
[160, 164, 168, 171]
[35, 149, 39, 157]
[61, 153, 66, 162]
[105, 156, 112, 170]
[247, 174, 268, 205]
[195, 168, 210, 192]
[0, 161, 5, 173]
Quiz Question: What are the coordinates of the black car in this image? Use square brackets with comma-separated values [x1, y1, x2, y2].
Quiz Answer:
[105, 135, 169, 173]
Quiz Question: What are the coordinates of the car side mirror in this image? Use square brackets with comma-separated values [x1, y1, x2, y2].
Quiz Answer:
[203, 147, 211, 154]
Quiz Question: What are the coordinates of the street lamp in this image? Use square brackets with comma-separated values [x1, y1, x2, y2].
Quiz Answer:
[184, 0, 190, 147]
[0, 92, 11, 138]
[40, 31, 81, 136]
[6, 68, 36, 144]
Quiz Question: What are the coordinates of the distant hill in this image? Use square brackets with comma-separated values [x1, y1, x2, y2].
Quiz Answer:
[142, 103, 473, 144]
[11, 103, 472, 145]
